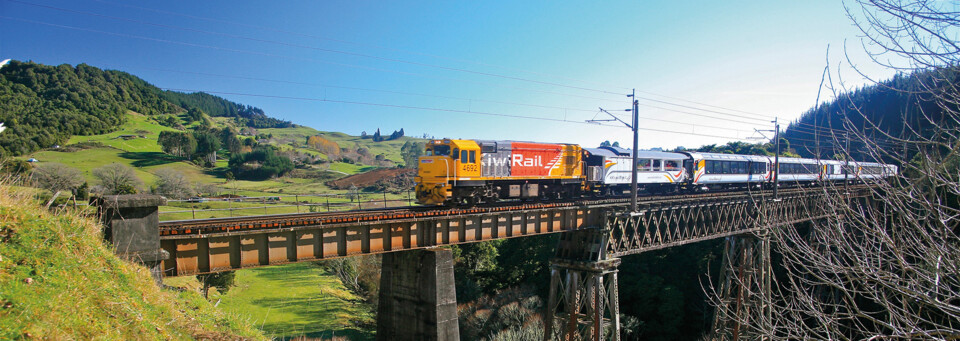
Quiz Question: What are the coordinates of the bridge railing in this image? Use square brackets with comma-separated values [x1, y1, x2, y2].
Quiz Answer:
[158, 189, 417, 220]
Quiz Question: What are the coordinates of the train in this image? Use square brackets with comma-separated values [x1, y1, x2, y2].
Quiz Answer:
[414, 138, 897, 206]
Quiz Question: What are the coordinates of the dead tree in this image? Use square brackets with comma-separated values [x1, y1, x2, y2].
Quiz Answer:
[709, 1, 960, 339]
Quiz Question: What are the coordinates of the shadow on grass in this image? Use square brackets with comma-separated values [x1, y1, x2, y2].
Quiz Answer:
[274, 328, 373, 341]
[119, 152, 182, 167]
[247, 263, 327, 283]
[204, 167, 230, 179]
[252, 294, 374, 340]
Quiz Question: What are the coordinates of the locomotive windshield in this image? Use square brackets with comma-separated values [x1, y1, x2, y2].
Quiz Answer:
[432, 145, 452, 156]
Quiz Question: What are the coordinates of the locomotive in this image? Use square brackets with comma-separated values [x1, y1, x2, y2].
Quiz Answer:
[414, 138, 897, 206]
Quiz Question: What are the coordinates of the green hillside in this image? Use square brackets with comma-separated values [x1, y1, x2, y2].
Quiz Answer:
[0, 60, 292, 157]
[0, 184, 265, 340]
[165, 263, 375, 340]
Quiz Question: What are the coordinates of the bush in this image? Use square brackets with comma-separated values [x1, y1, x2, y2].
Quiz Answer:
[92, 163, 143, 195]
[30, 162, 83, 193]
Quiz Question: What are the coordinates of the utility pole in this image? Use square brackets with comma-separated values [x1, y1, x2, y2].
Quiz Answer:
[629, 89, 639, 212]
[773, 118, 780, 200]
[587, 88, 640, 212]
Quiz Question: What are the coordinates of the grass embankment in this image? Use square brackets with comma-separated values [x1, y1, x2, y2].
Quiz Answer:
[0, 185, 266, 340]
[165, 263, 375, 340]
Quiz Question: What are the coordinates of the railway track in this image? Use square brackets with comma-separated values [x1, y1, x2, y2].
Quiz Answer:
[159, 185, 868, 236]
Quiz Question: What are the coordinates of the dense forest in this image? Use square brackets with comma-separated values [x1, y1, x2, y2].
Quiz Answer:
[0, 60, 292, 156]
[782, 69, 958, 162]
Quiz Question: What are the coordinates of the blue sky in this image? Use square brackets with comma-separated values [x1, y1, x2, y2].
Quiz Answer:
[0, 0, 897, 149]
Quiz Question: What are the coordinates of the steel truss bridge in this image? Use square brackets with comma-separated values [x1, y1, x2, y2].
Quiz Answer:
[102, 185, 874, 341]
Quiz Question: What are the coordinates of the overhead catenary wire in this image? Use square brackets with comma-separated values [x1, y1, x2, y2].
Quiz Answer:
[633, 89, 779, 120]
[115, 64, 764, 135]
[5, 0, 627, 96]
[605, 109, 763, 134]
[635, 103, 773, 126]
[5, 0, 776, 123]
[87, 0, 633, 93]
[1, 15, 638, 107]
[160, 87, 756, 141]
[106, 65, 601, 114]
[5, 15, 780, 128]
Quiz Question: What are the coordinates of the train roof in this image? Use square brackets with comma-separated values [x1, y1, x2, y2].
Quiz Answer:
[592, 146, 687, 159]
[684, 152, 771, 162]
[777, 157, 819, 164]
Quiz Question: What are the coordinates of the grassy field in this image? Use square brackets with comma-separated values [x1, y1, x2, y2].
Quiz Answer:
[259, 126, 426, 167]
[14, 113, 416, 338]
[0, 185, 265, 340]
[164, 263, 375, 340]
[68, 112, 179, 153]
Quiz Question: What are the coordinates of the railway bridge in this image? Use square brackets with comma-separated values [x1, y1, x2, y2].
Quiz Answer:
[99, 186, 874, 341]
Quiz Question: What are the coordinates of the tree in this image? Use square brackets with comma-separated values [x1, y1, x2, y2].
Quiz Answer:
[75, 181, 89, 200]
[707, 1, 960, 339]
[30, 162, 83, 193]
[1, 158, 31, 175]
[152, 168, 192, 199]
[92, 163, 143, 195]
[228, 145, 294, 180]
[219, 127, 241, 154]
[193, 130, 220, 166]
[184, 107, 204, 123]
[196, 271, 236, 299]
[401, 141, 424, 168]
[306, 135, 340, 157]
[158, 131, 196, 158]
[600, 140, 611, 147]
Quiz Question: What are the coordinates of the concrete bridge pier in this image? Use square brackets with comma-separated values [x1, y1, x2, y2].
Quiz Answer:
[98, 194, 169, 284]
[377, 248, 460, 341]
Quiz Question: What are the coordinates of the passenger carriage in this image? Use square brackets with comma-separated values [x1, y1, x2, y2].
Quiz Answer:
[854, 161, 898, 181]
[583, 147, 688, 194]
[683, 152, 770, 190]
[776, 157, 820, 185]
[820, 159, 848, 182]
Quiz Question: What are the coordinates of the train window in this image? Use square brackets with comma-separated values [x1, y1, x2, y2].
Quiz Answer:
[461, 150, 468, 163]
[653, 159, 662, 171]
[433, 145, 451, 156]
[638, 159, 652, 171]
[469, 151, 476, 163]
[721, 161, 731, 174]
[664, 160, 680, 171]
[426, 150, 433, 156]
[736, 162, 746, 174]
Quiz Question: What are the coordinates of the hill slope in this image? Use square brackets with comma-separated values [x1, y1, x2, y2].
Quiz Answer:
[0, 183, 265, 340]
[0, 60, 291, 156]
[783, 69, 958, 161]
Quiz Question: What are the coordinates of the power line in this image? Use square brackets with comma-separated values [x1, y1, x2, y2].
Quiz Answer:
[160, 87, 754, 141]
[88, 0, 632, 92]
[634, 89, 779, 120]
[1, 15, 633, 106]
[105, 65, 600, 114]
[7, 0, 772, 123]
[124, 64, 760, 135]
[604, 110, 761, 134]
[6, 0, 627, 96]
[636, 95, 775, 123]
[635, 103, 773, 126]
